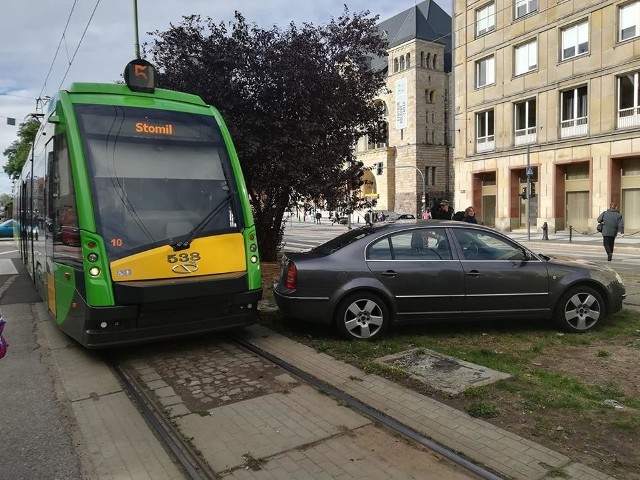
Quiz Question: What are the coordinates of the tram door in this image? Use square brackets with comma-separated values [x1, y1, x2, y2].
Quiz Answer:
[566, 191, 589, 232]
[19, 181, 29, 263]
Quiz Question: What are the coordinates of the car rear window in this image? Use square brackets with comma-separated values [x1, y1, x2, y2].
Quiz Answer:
[311, 226, 378, 254]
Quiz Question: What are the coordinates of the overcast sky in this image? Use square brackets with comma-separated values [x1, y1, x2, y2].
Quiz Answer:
[0, 0, 452, 197]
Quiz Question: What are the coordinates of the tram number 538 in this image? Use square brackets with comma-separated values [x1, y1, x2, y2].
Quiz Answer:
[167, 252, 201, 263]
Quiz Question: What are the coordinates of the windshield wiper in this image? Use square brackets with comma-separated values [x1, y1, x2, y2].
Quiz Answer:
[171, 191, 236, 251]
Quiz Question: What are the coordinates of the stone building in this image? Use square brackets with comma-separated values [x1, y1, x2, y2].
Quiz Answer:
[354, 0, 454, 217]
[453, 0, 640, 233]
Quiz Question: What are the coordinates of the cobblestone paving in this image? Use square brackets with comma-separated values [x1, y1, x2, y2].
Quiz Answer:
[135, 340, 295, 413]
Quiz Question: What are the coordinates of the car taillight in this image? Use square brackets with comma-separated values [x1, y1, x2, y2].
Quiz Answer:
[285, 262, 297, 290]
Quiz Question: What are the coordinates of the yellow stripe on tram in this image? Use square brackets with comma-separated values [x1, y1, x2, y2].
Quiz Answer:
[110, 234, 247, 281]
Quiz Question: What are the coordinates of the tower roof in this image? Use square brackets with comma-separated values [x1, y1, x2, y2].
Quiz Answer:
[371, 0, 452, 73]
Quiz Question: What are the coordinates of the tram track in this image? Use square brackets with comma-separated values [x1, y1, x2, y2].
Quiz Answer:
[107, 331, 504, 480]
[230, 335, 503, 480]
[110, 358, 218, 480]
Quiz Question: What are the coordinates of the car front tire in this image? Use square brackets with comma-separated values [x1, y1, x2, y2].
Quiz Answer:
[335, 292, 389, 340]
[554, 286, 604, 333]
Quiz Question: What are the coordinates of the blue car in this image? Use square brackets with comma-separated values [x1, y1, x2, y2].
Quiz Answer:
[0, 219, 16, 238]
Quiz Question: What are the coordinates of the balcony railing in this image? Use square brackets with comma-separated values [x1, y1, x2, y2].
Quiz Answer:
[560, 116, 587, 138]
[618, 106, 640, 129]
[514, 126, 536, 145]
[476, 135, 495, 153]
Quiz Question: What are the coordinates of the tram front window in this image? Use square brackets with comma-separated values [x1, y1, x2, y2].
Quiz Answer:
[76, 105, 242, 259]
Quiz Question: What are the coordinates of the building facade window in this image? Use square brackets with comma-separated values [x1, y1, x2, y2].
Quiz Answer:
[560, 86, 588, 138]
[400, 56, 406, 70]
[514, 40, 537, 76]
[514, 0, 537, 19]
[426, 53, 431, 69]
[394, 58, 399, 73]
[514, 99, 536, 145]
[617, 71, 640, 128]
[433, 54, 437, 69]
[476, 109, 495, 153]
[476, 55, 495, 88]
[619, 1, 640, 41]
[476, 2, 496, 36]
[406, 53, 411, 68]
[561, 21, 589, 60]
[420, 51, 425, 67]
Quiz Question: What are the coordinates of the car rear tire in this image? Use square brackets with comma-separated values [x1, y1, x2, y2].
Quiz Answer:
[335, 292, 389, 340]
[554, 285, 604, 333]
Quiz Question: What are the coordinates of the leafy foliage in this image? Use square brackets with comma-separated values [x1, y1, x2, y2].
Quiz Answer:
[3, 118, 40, 181]
[145, 9, 387, 260]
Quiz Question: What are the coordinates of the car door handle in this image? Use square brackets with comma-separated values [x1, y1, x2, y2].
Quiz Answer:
[381, 270, 397, 277]
[466, 270, 481, 277]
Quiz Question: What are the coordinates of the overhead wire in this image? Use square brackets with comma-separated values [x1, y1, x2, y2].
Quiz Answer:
[38, 0, 79, 100]
[56, 0, 103, 92]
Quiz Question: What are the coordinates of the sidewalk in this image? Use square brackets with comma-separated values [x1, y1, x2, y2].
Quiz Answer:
[506, 228, 640, 248]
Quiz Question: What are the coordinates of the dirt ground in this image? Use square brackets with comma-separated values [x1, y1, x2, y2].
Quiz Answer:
[261, 262, 640, 479]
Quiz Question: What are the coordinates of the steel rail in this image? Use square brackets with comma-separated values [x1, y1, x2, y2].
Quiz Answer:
[110, 360, 216, 480]
[232, 336, 503, 480]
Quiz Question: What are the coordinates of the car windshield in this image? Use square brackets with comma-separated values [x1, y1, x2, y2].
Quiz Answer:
[75, 105, 243, 259]
[311, 225, 379, 254]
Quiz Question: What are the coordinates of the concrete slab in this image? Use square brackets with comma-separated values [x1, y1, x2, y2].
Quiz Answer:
[177, 384, 371, 472]
[376, 348, 511, 394]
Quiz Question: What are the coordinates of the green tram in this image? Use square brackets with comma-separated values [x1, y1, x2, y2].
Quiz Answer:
[15, 60, 262, 348]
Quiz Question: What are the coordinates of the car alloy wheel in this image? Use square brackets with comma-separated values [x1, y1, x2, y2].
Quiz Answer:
[335, 292, 389, 340]
[554, 286, 603, 332]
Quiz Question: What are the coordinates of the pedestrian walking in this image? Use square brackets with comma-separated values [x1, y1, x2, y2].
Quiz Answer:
[463, 206, 478, 224]
[315, 211, 322, 224]
[597, 203, 624, 261]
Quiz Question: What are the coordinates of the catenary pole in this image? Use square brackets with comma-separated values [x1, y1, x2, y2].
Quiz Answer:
[133, 0, 141, 59]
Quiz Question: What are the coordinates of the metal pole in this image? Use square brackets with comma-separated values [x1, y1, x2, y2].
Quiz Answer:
[133, 0, 141, 59]
[526, 145, 531, 242]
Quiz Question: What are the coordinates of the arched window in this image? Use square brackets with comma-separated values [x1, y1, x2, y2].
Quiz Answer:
[433, 54, 438, 69]
[400, 56, 406, 70]
[406, 53, 411, 68]
[420, 51, 425, 67]
[426, 53, 431, 69]
[430, 91, 434, 103]
[394, 58, 399, 73]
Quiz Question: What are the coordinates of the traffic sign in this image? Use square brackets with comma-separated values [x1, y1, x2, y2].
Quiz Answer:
[526, 167, 533, 176]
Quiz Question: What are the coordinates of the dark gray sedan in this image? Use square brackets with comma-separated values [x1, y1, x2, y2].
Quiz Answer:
[273, 221, 626, 340]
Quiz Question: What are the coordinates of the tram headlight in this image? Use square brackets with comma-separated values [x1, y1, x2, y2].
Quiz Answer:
[250, 255, 258, 264]
[89, 267, 101, 277]
[87, 253, 98, 262]
[250, 244, 257, 252]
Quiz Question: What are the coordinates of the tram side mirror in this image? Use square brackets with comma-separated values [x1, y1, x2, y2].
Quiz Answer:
[48, 115, 61, 124]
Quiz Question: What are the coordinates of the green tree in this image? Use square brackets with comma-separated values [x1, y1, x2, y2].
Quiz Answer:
[3, 118, 40, 180]
[146, 9, 387, 260]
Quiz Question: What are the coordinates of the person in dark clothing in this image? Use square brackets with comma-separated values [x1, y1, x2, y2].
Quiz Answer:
[463, 206, 478, 223]
[597, 203, 624, 261]
[431, 199, 453, 220]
